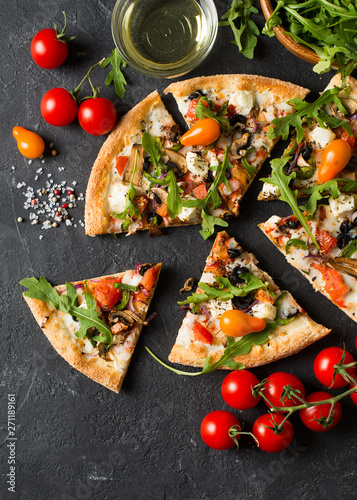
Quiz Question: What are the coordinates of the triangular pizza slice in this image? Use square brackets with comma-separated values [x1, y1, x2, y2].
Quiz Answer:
[165, 74, 309, 215]
[169, 231, 329, 369]
[259, 207, 357, 322]
[85, 75, 309, 239]
[259, 74, 357, 201]
[21, 263, 161, 393]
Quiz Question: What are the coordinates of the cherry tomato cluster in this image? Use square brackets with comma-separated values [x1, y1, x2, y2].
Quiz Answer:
[14, 12, 118, 159]
[200, 343, 357, 453]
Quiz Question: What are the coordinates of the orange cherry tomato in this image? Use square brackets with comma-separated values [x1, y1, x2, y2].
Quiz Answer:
[220, 309, 266, 337]
[90, 279, 121, 309]
[318, 139, 352, 183]
[180, 118, 220, 146]
[12, 126, 45, 159]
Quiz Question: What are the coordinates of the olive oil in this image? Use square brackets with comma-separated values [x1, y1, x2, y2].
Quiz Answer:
[121, 0, 207, 65]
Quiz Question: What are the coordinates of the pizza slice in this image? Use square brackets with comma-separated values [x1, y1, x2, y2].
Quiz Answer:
[259, 74, 357, 201]
[259, 206, 357, 323]
[20, 263, 161, 393]
[169, 231, 329, 369]
[85, 75, 309, 239]
[165, 74, 309, 215]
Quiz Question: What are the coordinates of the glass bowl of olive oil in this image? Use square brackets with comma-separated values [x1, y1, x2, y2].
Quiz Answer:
[111, 0, 218, 78]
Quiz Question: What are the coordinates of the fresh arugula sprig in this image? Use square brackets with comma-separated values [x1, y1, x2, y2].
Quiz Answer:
[102, 49, 127, 99]
[111, 152, 140, 229]
[142, 131, 163, 175]
[182, 146, 231, 239]
[267, 86, 351, 143]
[260, 157, 319, 249]
[146, 324, 277, 376]
[302, 178, 357, 216]
[219, 0, 260, 59]
[178, 273, 269, 307]
[262, 0, 357, 80]
[20, 277, 113, 346]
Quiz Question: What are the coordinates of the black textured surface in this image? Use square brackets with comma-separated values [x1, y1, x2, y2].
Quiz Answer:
[1, 1, 357, 499]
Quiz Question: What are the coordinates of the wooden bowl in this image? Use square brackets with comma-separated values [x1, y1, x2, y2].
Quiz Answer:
[260, 0, 320, 65]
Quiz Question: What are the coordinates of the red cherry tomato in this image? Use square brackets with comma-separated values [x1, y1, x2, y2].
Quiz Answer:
[252, 413, 294, 453]
[220, 309, 266, 337]
[318, 139, 352, 183]
[180, 118, 220, 146]
[78, 98, 117, 136]
[313, 346, 356, 389]
[31, 28, 68, 69]
[221, 370, 261, 410]
[41, 88, 78, 126]
[262, 372, 305, 410]
[300, 391, 342, 432]
[200, 410, 240, 450]
[12, 126, 45, 159]
[89, 279, 121, 309]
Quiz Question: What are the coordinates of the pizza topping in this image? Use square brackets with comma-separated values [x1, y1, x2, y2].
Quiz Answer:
[229, 131, 251, 160]
[329, 194, 357, 221]
[192, 323, 213, 345]
[318, 139, 352, 183]
[220, 309, 266, 337]
[250, 302, 276, 322]
[311, 263, 349, 304]
[327, 257, 357, 279]
[229, 90, 255, 115]
[180, 118, 221, 146]
[186, 151, 209, 177]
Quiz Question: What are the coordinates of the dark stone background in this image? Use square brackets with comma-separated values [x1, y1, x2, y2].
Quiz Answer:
[1, 1, 356, 499]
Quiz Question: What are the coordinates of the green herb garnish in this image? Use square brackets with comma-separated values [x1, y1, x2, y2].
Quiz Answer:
[267, 86, 351, 143]
[260, 156, 319, 248]
[101, 49, 127, 99]
[178, 273, 269, 306]
[302, 178, 357, 216]
[339, 240, 357, 258]
[219, 0, 260, 59]
[20, 277, 113, 346]
[195, 97, 230, 131]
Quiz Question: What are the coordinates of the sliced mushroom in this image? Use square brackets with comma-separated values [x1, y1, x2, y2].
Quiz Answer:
[342, 98, 357, 115]
[122, 310, 148, 325]
[163, 148, 188, 177]
[179, 277, 198, 294]
[327, 257, 357, 278]
[123, 144, 144, 186]
[329, 102, 345, 119]
[108, 310, 133, 326]
[229, 132, 250, 159]
[149, 187, 168, 205]
[98, 342, 110, 360]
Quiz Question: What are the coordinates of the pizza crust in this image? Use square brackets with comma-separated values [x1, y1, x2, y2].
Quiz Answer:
[23, 268, 161, 393]
[164, 74, 309, 102]
[169, 315, 330, 368]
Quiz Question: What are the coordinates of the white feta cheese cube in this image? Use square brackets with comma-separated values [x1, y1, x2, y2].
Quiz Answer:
[230, 90, 255, 115]
[251, 302, 276, 322]
[186, 152, 209, 177]
[329, 194, 357, 220]
[177, 196, 200, 222]
[208, 298, 233, 317]
[308, 126, 336, 149]
[261, 182, 280, 199]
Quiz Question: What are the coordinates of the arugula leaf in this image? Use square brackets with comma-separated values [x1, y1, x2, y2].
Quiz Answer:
[267, 87, 350, 143]
[219, 0, 260, 59]
[167, 170, 183, 220]
[178, 272, 268, 306]
[260, 157, 319, 248]
[195, 97, 230, 131]
[145, 324, 276, 376]
[20, 277, 113, 346]
[142, 131, 162, 174]
[302, 178, 357, 215]
[241, 155, 257, 177]
[101, 49, 127, 99]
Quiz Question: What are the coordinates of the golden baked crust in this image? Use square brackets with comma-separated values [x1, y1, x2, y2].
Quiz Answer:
[165, 74, 309, 102]
[169, 315, 330, 368]
[168, 231, 330, 369]
[23, 267, 161, 393]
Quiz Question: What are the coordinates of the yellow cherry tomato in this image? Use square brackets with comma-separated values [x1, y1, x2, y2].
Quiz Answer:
[180, 118, 220, 146]
[12, 126, 45, 159]
[318, 139, 351, 183]
[220, 309, 266, 337]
